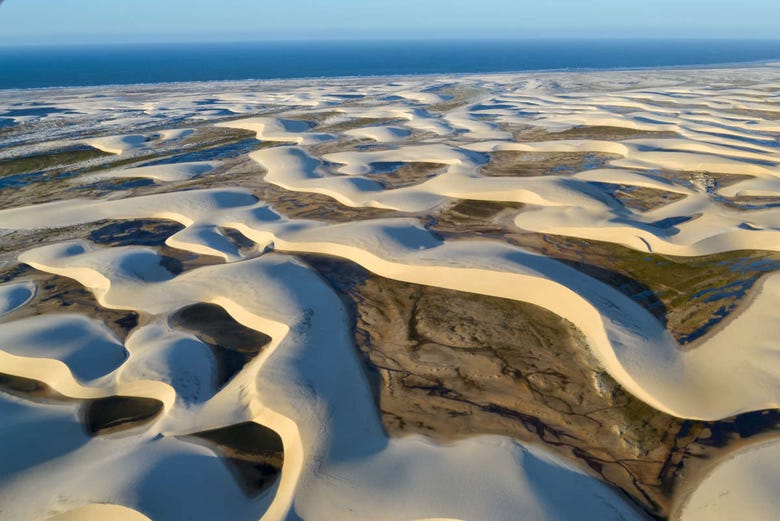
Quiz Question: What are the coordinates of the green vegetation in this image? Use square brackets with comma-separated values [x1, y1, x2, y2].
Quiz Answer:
[481, 150, 621, 177]
[369, 162, 448, 189]
[283, 110, 343, 125]
[0, 146, 112, 177]
[595, 183, 687, 211]
[315, 117, 403, 133]
[506, 233, 780, 343]
[177, 126, 257, 148]
[445, 199, 524, 220]
[426, 86, 485, 113]
[513, 125, 680, 142]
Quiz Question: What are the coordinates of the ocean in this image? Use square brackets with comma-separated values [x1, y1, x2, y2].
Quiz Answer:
[2, 39, 780, 90]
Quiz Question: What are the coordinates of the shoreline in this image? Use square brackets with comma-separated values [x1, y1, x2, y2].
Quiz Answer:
[1, 58, 779, 94]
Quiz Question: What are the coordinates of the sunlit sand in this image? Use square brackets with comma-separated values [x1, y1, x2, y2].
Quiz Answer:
[1, 65, 779, 520]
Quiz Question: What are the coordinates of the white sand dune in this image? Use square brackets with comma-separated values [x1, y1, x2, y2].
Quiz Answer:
[4, 186, 778, 419]
[84, 129, 202, 157]
[0, 393, 271, 521]
[217, 117, 334, 146]
[85, 134, 151, 155]
[343, 125, 412, 142]
[676, 437, 780, 521]
[45, 504, 152, 521]
[7, 242, 644, 521]
[78, 162, 215, 184]
[1, 65, 779, 520]
[0, 314, 127, 382]
[389, 89, 449, 105]
[241, 139, 780, 256]
[718, 176, 780, 198]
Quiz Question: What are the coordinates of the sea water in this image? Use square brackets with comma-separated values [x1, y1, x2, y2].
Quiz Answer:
[1, 39, 780, 89]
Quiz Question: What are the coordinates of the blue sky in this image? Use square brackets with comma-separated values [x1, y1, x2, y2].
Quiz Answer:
[1, 0, 779, 45]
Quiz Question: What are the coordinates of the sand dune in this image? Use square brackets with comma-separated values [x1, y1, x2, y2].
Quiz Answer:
[86, 134, 151, 155]
[8, 243, 644, 521]
[677, 437, 780, 521]
[217, 117, 334, 146]
[45, 504, 152, 521]
[78, 162, 216, 184]
[1, 65, 779, 520]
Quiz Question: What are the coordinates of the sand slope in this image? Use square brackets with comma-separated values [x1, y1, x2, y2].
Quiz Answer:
[1, 65, 779, 520]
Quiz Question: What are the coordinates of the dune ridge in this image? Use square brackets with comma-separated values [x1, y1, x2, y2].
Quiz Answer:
[1, 65, 779, 520]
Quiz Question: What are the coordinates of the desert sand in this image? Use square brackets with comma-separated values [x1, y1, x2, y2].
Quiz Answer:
[1, 65, 779, 520]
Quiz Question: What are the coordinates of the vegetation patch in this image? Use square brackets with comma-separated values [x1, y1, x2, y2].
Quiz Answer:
[0, 146, 112, 178]
[481, 150, 620, 177]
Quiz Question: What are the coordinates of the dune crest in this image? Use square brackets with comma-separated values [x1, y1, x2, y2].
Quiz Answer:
[1, 65, 779, 520]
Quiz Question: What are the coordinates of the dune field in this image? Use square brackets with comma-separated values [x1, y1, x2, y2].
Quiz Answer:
[1, 65, 779, 520]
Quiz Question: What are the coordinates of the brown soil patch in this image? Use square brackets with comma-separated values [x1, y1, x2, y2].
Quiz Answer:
[481, 150, 620, 177]
[300, 253, 780, 518]
[0, 273, 139, 341]
[369, 162, 448, 189]
[512, 125, 680, 143]
[593, 183, 688, 211]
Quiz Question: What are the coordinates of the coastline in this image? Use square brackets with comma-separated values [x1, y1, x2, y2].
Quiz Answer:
[0, 59, 777, 95]
[1, 38, 780, 92]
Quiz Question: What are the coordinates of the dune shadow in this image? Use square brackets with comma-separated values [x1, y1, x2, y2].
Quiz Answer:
[83, 396, 164, 436]
[182, 422, 285, 497]
[170, 303, 272, 387]
[131, 451, 274, 521]
[0, 399, 89, 479]
[0, 315, 128, 382]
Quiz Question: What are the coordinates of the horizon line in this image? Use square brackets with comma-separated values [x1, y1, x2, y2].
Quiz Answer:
[5, 35, 780, 48]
